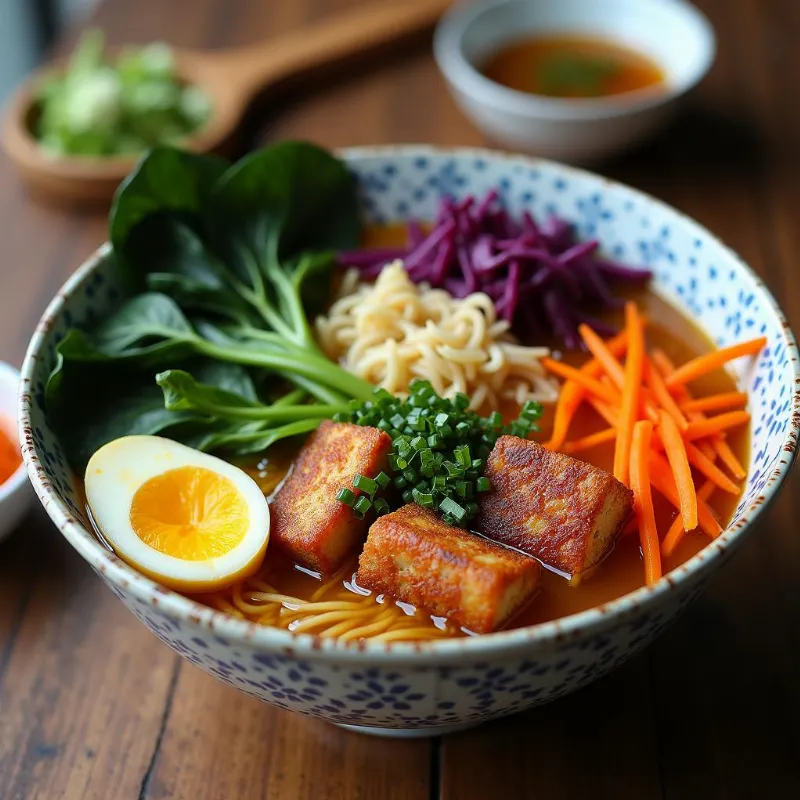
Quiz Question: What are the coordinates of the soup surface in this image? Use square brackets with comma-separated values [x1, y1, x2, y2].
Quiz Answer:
[480, 35, 665, 99]
[181, 225, 747, 639]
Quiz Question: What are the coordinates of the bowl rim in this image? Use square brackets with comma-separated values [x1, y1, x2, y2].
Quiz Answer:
[19, 144, 800, 664]
[433, 0, 717, 120]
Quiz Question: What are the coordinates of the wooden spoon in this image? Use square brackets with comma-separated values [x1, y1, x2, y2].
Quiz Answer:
[2, 0, 452, 205]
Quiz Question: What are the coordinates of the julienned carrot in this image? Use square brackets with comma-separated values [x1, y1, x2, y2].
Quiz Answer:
[685, 442, 741, 494]
[664, 337, 767, 387]
[630, 421, 661, 585]
[579, 323, 626, 386]
[542, 358, 620, 404]
[583, 330, 628, 378]
[662, 481, 716, 557]
[651, 348, 742, 473]
[681, 392, 748, 414]
[613, 303, 644, 486]
[683, 410, 750, 441]
[649, 453, 722, 539]
[650, 349, 676, 383]
[659, 410, 697, 530]
[542, 332, 628, 450]
[543, 381, 583, 451]
[588, 397, 619, 427]
[564, 427, 617, 455]
[578, 325, 627, 388]
[645, 359, 687, 429]
[580, 323, 659, 423]
[713, 438, 747, 480]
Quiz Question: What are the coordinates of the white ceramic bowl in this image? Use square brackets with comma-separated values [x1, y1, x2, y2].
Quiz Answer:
[0, 362, 30, 543]
[434, 0, 716, 162]
[19, 147, 799, 737]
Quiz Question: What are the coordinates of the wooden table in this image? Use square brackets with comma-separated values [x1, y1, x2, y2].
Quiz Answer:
[1, 1, 798, 797]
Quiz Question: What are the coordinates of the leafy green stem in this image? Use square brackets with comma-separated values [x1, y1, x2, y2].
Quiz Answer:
[193, 339, 374, 402]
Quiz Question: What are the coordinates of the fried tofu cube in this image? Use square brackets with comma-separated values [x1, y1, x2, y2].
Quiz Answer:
[270, 420, 392, 573]
[356, 504, 541, 633]
[476, 436, 633, 577]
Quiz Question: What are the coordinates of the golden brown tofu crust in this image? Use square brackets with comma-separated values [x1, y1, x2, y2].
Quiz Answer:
[270, 421, 392, 573]
[357, 504, 541, 634]
[476, 436, 633, 577]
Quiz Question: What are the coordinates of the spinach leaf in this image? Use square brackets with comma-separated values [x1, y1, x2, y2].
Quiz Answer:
[49, 359, 257, 470]
[158, 369, 262, 413]
[92, 293, 196, 353]
[205, 141, 359, 273]
[122, 217, 259, 325]
[110, 147, 228, 255]
[190, 418, 321, 457]
[51, 140, 373, 470]
[125, 216, 228, 287]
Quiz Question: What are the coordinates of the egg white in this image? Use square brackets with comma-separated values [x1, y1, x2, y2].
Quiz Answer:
[85, 435, 270, 592]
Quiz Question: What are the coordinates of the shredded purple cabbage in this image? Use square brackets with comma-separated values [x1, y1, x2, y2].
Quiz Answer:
[337, 190, 652, 349]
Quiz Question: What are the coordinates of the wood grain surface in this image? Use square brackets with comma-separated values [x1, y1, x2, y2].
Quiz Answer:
[0, 1, 798, 798]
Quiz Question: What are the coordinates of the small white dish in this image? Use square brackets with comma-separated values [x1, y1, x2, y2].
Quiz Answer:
[0, 361, 30, 543]
[434, 0, 716, 162]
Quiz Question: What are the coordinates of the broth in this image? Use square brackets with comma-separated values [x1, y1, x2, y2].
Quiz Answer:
[480, 35, 665, 99]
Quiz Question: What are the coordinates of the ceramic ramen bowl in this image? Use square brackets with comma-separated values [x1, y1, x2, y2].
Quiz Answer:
[19, 147, 799, 737]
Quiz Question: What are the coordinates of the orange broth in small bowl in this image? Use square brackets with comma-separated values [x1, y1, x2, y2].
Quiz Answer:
[480, 35, 666, 100]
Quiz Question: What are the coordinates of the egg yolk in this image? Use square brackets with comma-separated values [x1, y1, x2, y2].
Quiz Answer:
[129, 466, 249, 561]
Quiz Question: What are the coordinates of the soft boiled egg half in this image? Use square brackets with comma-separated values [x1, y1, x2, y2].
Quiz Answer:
[85, 436, 270, 592]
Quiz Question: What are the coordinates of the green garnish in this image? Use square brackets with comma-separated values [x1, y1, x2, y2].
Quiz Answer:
[539, 54, 621, 98]
[36, 29, 211, 157]
[340, 471, 392, 519]
[335, 380, 543, 527]
[353, 474, 378, 495]
[336, 488, 356, 507]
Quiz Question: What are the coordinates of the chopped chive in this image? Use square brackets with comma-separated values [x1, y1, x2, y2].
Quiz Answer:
[353, 496, 372, 516]
[373, 498, 390, 516]
[439, 496, 466, 522]
[353, 474, 377, 495]
[336, 488, 356, 506]
[339, 381, 543, 526]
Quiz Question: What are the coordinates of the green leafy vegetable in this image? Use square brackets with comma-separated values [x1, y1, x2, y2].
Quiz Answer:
[110, 148, 228, 253]
[47, 358, 256, 470]
[47, 140, 372, 469]
[335, 380, 543, 527]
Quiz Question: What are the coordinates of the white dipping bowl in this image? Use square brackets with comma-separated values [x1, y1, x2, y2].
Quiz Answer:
[434, 0, 716, 162]
[0, 362, 30, 543]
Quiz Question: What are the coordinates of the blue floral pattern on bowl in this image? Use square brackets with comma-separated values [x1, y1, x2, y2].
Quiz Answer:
[19, 147, 799, 736]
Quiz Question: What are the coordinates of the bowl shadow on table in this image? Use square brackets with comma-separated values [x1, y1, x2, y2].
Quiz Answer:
[604, 103, 766, 186]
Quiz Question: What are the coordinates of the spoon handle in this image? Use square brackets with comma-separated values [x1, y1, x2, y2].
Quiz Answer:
[204, 0, 453, 98]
